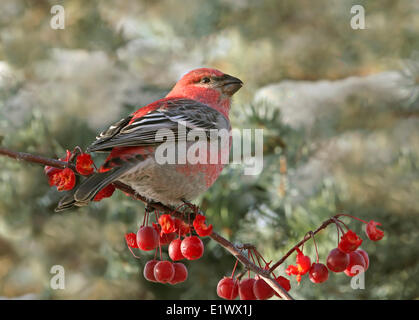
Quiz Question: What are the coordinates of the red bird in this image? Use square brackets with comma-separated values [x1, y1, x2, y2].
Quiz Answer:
[56, 68, 243, 211]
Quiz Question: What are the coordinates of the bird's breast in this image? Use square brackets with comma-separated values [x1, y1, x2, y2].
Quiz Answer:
[119, 140, 229, 205]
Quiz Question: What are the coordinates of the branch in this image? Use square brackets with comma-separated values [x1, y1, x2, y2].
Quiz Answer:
[0, 146, 294, 300]
[269, 217, 338, 273]
[0, 147, 76, 171]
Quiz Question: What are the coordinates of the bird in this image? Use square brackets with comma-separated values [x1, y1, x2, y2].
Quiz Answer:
[55, 68, 243, 211]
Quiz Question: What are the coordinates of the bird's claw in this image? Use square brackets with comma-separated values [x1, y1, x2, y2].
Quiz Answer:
[181, 199, 203, 216]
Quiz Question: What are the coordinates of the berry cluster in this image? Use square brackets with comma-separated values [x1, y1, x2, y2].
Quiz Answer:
[217, 249, 291, 300]
[285, 216, 384, 285]
[217, 215, 384, 299]
[44, 149, 115, 200]
[144, 260, 188, 284]
[126, 210, 213, 285]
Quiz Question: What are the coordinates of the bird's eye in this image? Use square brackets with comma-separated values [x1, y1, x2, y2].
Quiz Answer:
[201, 77, 211, 84]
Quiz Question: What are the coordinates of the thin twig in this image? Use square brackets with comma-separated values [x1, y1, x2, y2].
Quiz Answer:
[0, 147, 76, 171]
[269, 217, 338, 273]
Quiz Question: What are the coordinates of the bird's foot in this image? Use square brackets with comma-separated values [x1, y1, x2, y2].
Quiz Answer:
[181, 199, 203, 216]
[145, 199, 159, 214]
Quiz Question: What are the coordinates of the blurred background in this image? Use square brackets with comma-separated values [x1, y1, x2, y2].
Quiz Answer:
[0, 0, 418, 299]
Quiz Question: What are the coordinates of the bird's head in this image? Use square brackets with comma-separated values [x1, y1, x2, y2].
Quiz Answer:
[166, 68, 243, 117]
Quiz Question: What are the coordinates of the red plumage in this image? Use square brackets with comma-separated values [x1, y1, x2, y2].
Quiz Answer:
[56, 68, 243, 211]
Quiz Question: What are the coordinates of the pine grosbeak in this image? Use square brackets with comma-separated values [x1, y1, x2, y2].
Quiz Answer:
[56, 68, 242, 211]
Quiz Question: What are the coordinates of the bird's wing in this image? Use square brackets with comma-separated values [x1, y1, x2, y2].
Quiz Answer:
[87, 98, 230, 153]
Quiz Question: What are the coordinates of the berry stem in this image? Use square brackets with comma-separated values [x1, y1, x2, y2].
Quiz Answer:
[230, 259, 239, 278]
[127, 245, 141, 259]
[332, 217, 345, 246]
[187, 211, 192, 236]
[158, 233, 163, 260]
[310, 231, 319, 264]
[333, 217, 345, 235]
[254, 248, 269, 265]
[91, 159, 98, 171]
[171, 203, 188, 216]
[269, 215, 347, 273]
[69, 146, 83, 162]
[336, 213, 368, 224]
[253, 250, 263, 269]
[335, 222, 340, 246]
[142, 210, 147, 227]
[154, 210, 159, 226]
[336, 218, 350, 231]
[249, 250, 257, 266]
[247, 250, 251, 278]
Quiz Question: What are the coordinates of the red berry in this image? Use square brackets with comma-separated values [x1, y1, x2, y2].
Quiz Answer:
[169, 239, 185, 261]
[253, 278, 274, 300]
[143, 259, 158, 282]
[309, 263, 329, 283]
[217, 277, 239, 300]
[181, 236, 204, 260]
[327, 248, 350, 272]
[356, 248, 369, 271]
[169, 263, 188, 284]
[136, 226, 159, 251]
[239, 278, 257, 300]
[273, 276, 291, 297]
[154, 261, 175, 283]
[344, 251, 367, 277]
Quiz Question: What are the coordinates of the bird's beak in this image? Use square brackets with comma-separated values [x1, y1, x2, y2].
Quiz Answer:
[220, 74, 243, 96]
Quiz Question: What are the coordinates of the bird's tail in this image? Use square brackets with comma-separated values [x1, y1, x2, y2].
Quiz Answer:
[55, 165, 134, 212]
